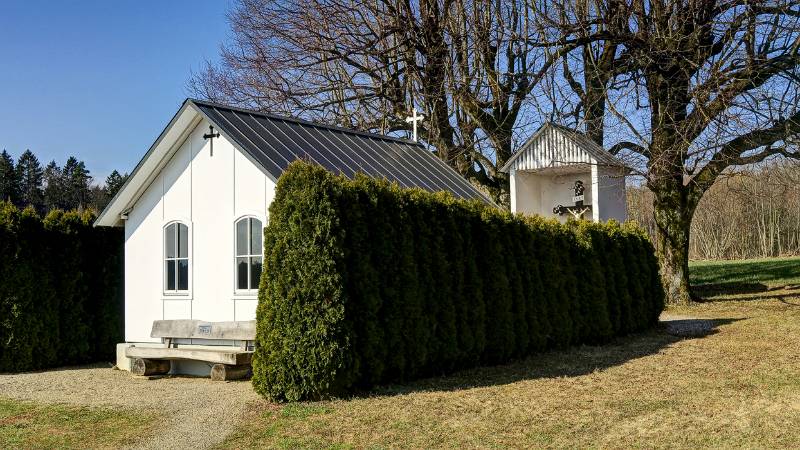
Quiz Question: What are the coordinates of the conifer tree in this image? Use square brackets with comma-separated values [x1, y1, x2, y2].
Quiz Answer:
[43, 160, 65, 211]
[0, 150, 19, 203]
[62, 156, 92, 210]
[104, 170, 128, 199]
[16, 150, 44, 211]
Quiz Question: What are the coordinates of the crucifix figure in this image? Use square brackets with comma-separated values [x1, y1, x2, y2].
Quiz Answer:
[203, 125, 220, 156]
[405, 108, 424, 141]
[553, 180, 592, 220]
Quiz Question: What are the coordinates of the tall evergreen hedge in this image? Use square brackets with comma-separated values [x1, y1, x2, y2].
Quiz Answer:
[254, 162, 665, 401]
[0, 201, 123, 372]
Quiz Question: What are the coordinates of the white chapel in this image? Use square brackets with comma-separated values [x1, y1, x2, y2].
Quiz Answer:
[502, 122, 629, 223]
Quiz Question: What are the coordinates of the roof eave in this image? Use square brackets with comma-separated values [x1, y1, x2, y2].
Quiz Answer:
[499, 124, 549, 173]
[94, 99, 198, 227]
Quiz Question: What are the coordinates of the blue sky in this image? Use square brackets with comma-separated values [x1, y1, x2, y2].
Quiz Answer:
[0, 1, 231, 182]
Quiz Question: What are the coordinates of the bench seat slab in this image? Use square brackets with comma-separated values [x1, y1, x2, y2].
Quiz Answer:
[125, 347, 253, 366]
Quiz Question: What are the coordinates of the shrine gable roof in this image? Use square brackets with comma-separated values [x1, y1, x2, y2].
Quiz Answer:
[500, 122, 630, 173]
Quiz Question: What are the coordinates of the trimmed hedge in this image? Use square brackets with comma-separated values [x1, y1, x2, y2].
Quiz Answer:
[254, 162, 665, 401]
[0, 202, 123, 372]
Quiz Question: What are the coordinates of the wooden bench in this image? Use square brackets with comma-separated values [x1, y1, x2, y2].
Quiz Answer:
[125, 320, 256, 381]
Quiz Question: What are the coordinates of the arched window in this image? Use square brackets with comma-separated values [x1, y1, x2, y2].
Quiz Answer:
[235, 217, 263, 291]
[164, 222, 189, 292]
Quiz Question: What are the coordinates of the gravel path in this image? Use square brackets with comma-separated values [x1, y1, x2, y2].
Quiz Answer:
[660, 313, 718, 337]
[0, 365, 260, 449]
[0, 317, 715, 449]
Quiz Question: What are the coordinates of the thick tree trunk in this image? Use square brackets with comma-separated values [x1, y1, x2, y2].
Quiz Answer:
[655, 226, 692, 305]
[653, 198, 695, 305]
[583, 80, 606, 147]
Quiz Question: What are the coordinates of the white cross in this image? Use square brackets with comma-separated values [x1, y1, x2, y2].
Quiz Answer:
[405, 108, 424, 141]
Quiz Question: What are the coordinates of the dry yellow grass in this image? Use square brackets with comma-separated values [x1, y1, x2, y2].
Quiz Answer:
[221, 298, 800, 449]
[0, 398, 156, 449]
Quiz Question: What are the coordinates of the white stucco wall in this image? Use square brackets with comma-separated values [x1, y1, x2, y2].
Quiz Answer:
[510, 169, 541, 215]
[593, 165, 627, 222]
[510, 166, 626, 223]
[123, 119, 276, 343]
[510, 170, 592, 223]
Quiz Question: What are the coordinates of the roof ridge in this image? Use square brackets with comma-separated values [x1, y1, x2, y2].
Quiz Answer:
[546, 121, 588, 137]
[499, 121, 629, 173]
[189, 98, 422, 147]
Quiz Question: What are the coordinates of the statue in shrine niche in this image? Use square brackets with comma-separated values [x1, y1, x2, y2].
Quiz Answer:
[553, 180, 592, 220]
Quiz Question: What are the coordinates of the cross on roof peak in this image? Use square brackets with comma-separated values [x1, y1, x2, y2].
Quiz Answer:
[405, 108, 424, 141]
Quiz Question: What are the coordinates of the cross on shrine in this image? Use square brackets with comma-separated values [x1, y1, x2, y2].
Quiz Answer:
[405, 108, 424, 141]
[553, 180, 592, 220]
[203, 125, 220, 156]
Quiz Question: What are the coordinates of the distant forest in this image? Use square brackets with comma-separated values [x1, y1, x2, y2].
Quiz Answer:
[628, 160, 800, 261]
[0, 149, 128, 214]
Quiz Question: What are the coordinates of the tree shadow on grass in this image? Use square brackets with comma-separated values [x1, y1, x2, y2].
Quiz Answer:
[694, 282, 770, 297]
[690, 258, 800, 286]
[363, 317, 741, 398]
[693, 282, 800, 304]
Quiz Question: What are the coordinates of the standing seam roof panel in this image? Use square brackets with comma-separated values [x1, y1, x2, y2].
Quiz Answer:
[190, 100, 491, 203]
[398, 144, 474, 199]
[239, 112, 345, 174]
[326, 130, 421, 190]
[376, 138, 464, 195]
[214, 108, 303, 172]
[400, 143, 481, 200]
[377, 138, 452, 194]
[422, 149, 484, 199]
[250, 114, 343, 175]
[383, 140, 463, 196]
[197, 106, 288, 176]
[247, 115, 321, 170]
[335, 132, 436, 191]
[298, 126, 383, 180]
[276, 121, 358, 178]
[293, 123, 389, 181]
[221, 111, 299, 170]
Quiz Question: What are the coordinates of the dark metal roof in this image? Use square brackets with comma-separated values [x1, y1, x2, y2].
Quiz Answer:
[190, 99, 490, 203]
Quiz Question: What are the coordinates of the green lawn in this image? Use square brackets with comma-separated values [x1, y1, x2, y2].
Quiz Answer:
[0, 398, 155, 449]
[690, 256, 800, 300]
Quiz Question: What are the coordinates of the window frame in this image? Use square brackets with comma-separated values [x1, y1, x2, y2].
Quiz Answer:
[233, 215, 265, 296]
[163, 220, 192, 297]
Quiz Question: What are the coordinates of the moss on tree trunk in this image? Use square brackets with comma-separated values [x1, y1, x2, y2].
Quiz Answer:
[652, 192, 696, 305]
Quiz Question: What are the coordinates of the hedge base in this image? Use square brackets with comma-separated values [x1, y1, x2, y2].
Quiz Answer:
[252, 162, 665, 401]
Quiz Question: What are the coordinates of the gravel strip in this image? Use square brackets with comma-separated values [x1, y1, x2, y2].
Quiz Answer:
[660, 313, 718, 337]
[0, 364, 260, 449]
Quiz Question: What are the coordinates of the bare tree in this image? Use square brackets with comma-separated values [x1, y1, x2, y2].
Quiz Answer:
[195, 0, 800, 304]
[545, 0, 800, 303]
[539, 0, 630, 145]
[190, 0, 604, 204]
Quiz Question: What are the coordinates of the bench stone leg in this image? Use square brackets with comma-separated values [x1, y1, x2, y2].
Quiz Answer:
[131, 358, 170, 376]
[210, 364, 251, 381]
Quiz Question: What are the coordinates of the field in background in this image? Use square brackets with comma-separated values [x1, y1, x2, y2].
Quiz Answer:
[628, 161, 800, 261]
[690, 256, 800, 301]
